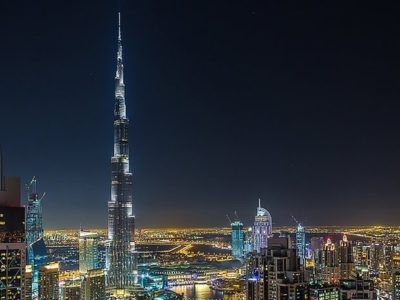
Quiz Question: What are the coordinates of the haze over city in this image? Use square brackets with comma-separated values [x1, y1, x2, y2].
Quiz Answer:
[2, 1, 400, 228]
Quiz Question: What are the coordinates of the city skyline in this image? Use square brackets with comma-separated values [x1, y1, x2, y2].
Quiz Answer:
[2, 1, 400, 228]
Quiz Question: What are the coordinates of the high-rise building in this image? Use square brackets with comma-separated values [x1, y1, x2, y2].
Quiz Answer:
[106, 13, 137, 297]
[26, 177, 44, 255]
[231, 220, 244, 260]
[252, 199, 272, 253]
[315, 238, 339, 285]
[26, 177, 47, 298]
[79, 230, 99, 274]
[0, 147, 26, 299]
[81, 268, 106, 300]
[338, 234, 354, 280]
[38, 262, 59, 300]
[296, 223, 306, 266]
[247, 237, 307, 300]
[243, 227, 253, 256]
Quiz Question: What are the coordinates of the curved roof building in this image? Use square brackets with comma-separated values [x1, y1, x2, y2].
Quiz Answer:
[252, 199, 272, 253]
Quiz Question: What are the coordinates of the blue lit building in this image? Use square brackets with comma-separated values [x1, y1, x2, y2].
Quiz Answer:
[26, 177, 47, 298]
[231, 220, 244, 259]
[252, 199, 272, 253]
[243, 227, 253, 256]
[296, 223, 306, 266]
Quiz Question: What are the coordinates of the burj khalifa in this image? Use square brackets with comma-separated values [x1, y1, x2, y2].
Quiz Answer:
[106, 13, 137, 297]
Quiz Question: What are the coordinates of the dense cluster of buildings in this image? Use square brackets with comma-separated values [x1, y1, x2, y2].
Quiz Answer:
[230, 202, 400, 299]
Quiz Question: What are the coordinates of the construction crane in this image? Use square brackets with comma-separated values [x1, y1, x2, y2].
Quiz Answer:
[226, 214, 232, 224]
[26, 177, 46, 201]
[291, 215, 300, 225]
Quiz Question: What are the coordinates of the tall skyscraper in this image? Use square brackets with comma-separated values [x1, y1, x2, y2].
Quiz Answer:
[231, 219, 244, 260]
[338, 234, 354, 280]
[79, 230, 99, 274]
[38, 262, 59, 300]
[296, 223, 306, 266]
[26, 177, 44, 254]
[247, 237, 307, 300]
[252, 199, 272, 253]
[106, 13, 137, 297]
[315, 238, 340, 285]
[0, 147, 26, 299]
[26, 177, 47, 298]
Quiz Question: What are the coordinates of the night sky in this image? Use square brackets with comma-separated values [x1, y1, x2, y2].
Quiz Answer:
[1, 1, 400, 228]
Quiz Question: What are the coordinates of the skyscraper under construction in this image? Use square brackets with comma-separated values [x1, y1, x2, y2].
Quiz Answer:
[106, 13, 137, 298]
[26, 177, 48, 299]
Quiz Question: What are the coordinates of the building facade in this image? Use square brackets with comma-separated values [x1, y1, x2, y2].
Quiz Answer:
[79, 230, 99, 274]
[296, 223, 306, 266]
[38, 262, 59, 300]
[247, 237, 307, 300]
[252, 199, 272, 253]
[0, 149, 26, 299]
[82, 268, 106, 300]
[338, 234, 354, 280]
[315, 238, 340, 285]
[231, 220, 244, 260]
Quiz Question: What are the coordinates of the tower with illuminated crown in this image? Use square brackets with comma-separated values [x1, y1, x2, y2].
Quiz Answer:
[106, 13, 137, 298]
[252, 199, 272, 253]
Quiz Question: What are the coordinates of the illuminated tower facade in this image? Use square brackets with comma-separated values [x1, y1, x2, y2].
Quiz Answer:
[26, 177, 47, 299]
[231, 220, 244, 259]
[296, 223, 305, 266]
[26, 177, 44, 253]
[252, 199, 272, 253]
[79, 230, 99, 274]
[106, 13, 137, 295]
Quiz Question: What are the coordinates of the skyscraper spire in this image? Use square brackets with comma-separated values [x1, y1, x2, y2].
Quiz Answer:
[118, 12, 122, 42]
[114, 12, 125, 119]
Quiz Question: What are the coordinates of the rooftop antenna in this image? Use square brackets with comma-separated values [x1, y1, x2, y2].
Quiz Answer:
[258, 198, 261, 208]
[234, 211, 239, 221]
[0, 145, 4, 191]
